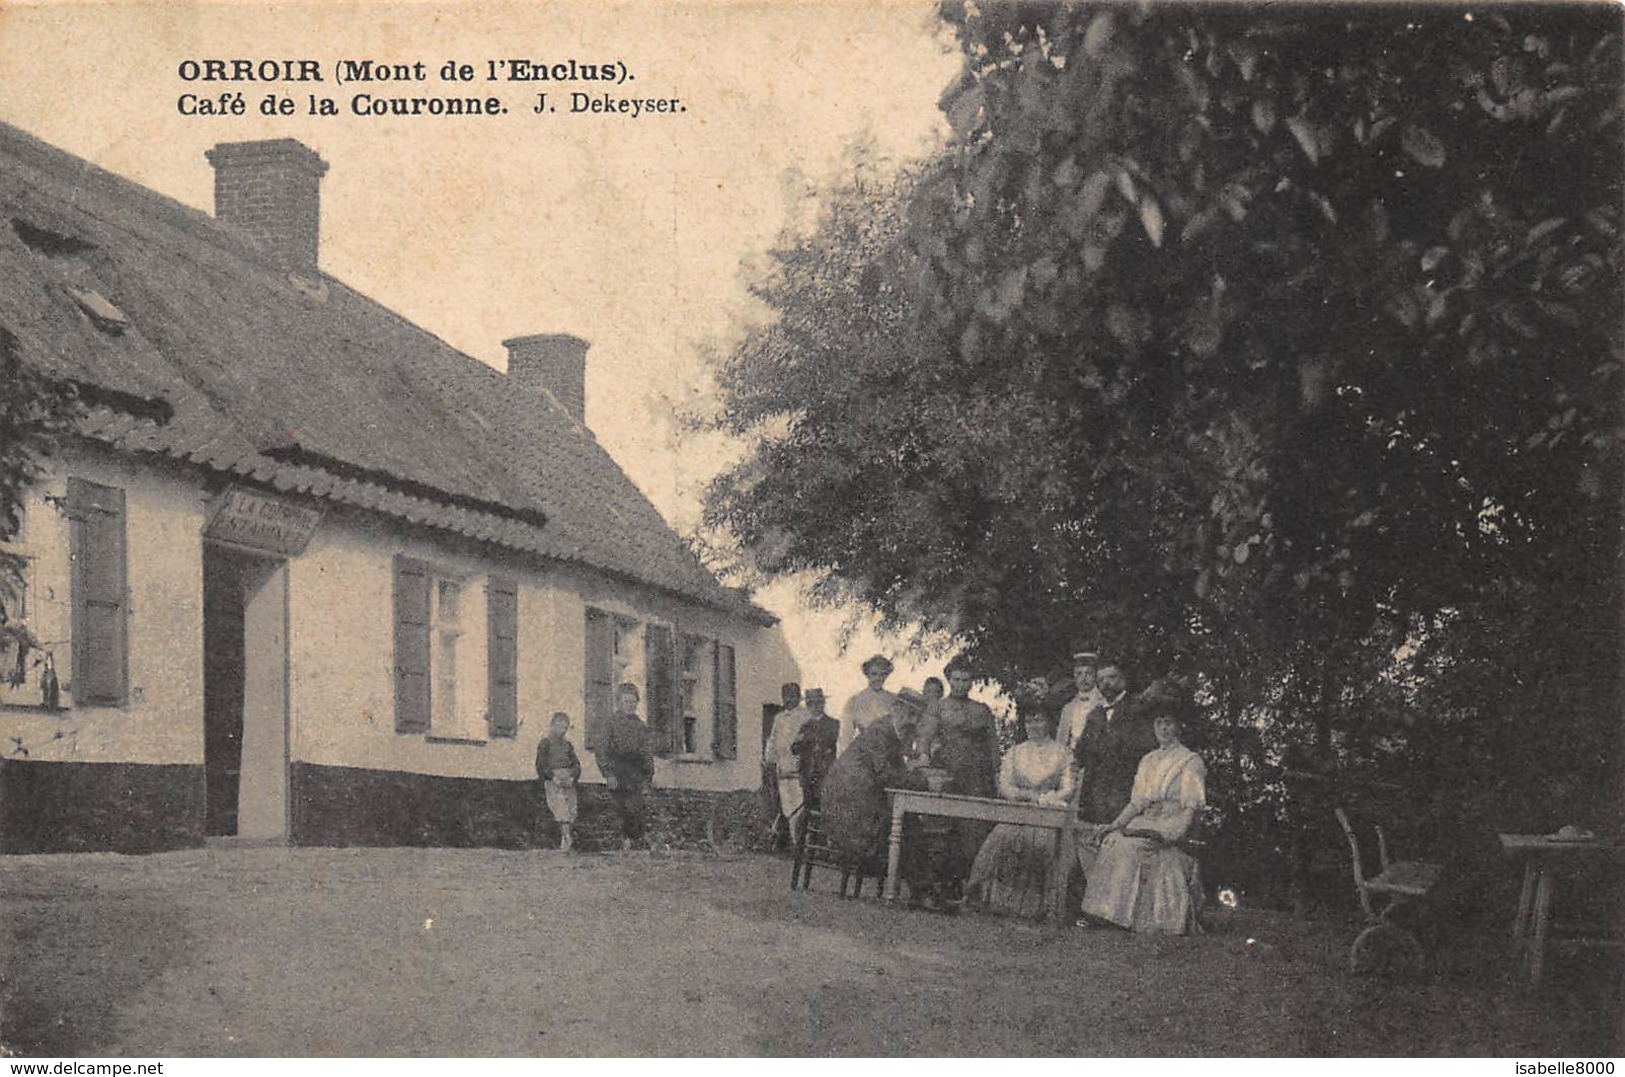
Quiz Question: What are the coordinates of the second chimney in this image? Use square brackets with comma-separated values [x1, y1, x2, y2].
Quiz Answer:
[504, 334, 589, 424]
[206, 139, 328, 275]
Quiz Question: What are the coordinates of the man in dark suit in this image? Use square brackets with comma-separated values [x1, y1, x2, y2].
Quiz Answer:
[594, 682, 656, 851]
[1071, 665, 1157, 825]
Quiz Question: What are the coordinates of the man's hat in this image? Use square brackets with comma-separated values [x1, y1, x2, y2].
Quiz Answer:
[861, 654, 894, 676]
[804, 688, 826, 702]
[1071, 649, 1100, 663]
[892, 688, 926, 726]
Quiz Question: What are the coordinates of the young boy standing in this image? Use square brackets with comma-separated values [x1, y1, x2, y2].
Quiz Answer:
[536, 711, 582, 851]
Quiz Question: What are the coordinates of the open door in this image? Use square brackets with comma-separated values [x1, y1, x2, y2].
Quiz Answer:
[203, 544, 289, 841]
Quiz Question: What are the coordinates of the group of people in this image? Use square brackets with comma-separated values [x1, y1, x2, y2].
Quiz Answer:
[764, 650, 1208, 933]
[533, 682, 658, 854]
[533, 650, 1208, 934]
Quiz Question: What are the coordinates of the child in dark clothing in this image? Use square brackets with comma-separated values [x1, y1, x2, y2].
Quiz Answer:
[536, 711, 582, 851]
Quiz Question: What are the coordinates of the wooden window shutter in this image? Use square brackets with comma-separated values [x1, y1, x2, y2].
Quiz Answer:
[392, 556, 431, 733]
[486, 576, 518, 738]
[67, 478, 127, 706]
[583, 607, 615, 750]
[714, 642, 737, 760]
[645, 623, 677, 756]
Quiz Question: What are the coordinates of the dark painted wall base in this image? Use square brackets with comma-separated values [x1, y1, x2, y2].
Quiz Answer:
[0, 759, 206, 854]
[291, 762, 766, 852]
[0, 758, 769, 855]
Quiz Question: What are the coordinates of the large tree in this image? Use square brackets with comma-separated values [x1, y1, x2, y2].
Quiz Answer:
[706, 3, 1622, 873]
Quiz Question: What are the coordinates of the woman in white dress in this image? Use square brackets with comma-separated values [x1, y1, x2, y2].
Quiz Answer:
[965, 704, 1072, 918]
[1080, 709, 1206, 934]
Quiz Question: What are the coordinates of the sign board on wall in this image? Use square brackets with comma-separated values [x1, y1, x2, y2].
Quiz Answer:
[204, 487, 323, 557]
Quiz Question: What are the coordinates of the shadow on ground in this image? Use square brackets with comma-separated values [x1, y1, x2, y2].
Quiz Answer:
[2, 874, 192, 1054]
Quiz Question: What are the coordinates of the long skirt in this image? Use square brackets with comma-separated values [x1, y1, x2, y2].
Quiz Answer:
[1081, 833, 1203, 934]
[967, 823, 1057, 919]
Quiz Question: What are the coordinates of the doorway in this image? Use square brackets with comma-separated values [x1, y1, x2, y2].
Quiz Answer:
[203, 544, 289, 840]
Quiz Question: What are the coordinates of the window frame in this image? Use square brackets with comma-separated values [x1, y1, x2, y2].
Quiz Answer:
[393, 555, 508, 744]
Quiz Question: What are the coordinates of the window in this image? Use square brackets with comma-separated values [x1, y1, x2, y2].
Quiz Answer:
[583, 607, 639, 750]
[67, 478, 127, 706]
[393, 557, 513, 741]
[678, 634, 715, 756]
[583, 606, 738, 760]
[430, 578, 462, 732]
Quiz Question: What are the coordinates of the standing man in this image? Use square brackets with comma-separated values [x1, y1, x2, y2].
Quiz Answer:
[765, 683, 812, 843]
[790, 688, 840, 812]
[1057, 650, 1104, 753]
[839, 654, 897, 753]
[595, 682, 656, 851]
[1072, 665, 1157, 825]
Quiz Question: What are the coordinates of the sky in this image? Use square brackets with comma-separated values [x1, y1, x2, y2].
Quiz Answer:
[0, 0, 966, 705]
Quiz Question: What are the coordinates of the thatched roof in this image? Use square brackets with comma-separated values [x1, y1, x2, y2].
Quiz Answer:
[0, 121, 766, 622]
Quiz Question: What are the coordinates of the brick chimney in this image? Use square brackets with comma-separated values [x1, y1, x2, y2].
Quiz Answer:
[205, 139, 329, 275]
[503, 334, 589, 424]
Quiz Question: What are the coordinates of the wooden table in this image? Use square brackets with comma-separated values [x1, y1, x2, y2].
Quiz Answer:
[882, 788, 1085, 920]
[1499, 832, 1623, 987]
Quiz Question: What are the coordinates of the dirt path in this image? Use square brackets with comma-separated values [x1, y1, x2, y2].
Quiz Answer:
[0, 847, 1607, 1056]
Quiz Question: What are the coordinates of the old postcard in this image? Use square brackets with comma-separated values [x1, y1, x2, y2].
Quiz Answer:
[0, 0, 1618, 1060]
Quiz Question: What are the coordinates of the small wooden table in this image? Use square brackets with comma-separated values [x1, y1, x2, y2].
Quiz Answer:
[1499, 832, 1623, 987]
[882, 789, 1084, 920]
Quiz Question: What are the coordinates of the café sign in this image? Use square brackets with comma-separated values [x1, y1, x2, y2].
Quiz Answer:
[204, 487, 322, 557]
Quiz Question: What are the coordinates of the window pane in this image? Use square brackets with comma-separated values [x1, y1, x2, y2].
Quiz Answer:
[436, 579, 461, 623]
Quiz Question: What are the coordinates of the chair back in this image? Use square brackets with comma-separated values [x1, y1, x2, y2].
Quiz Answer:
[1335, 807, 1377, 918]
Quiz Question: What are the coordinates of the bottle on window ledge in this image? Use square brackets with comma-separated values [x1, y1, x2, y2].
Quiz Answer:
[40, 655, 60, 711]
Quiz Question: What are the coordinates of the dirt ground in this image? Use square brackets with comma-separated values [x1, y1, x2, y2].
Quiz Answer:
[0, 845, 1614, 1057]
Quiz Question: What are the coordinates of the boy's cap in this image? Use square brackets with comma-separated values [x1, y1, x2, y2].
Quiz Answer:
[804, 688, 825, 702]
[550, 711, 572, 723]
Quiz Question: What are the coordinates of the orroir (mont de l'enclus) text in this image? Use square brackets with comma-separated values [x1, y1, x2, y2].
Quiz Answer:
[173, 57, 688, 120]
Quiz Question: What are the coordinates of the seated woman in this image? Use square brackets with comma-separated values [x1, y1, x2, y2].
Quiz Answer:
[965, 699, 1073, 918]
[1079, 707, 1206, 934]
[819, 701, 931, 898]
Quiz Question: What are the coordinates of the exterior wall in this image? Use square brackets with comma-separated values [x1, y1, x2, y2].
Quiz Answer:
[0, 450, 206, 765]
[285, 508, 799, 796]
[0, 449, 208, 853]
[0, 449, 797, 853]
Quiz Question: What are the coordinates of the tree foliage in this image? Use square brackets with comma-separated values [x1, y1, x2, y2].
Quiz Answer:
[0, 326, 80, 664]
[706, 3, 1622, 887]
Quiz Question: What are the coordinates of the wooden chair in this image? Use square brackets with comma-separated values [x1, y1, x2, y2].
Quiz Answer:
[1335, 807, 1443, 974]
[791, 805, 885, 898]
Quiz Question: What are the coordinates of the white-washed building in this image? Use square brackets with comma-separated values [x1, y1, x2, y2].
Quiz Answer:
[0, 124, 797, 853]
